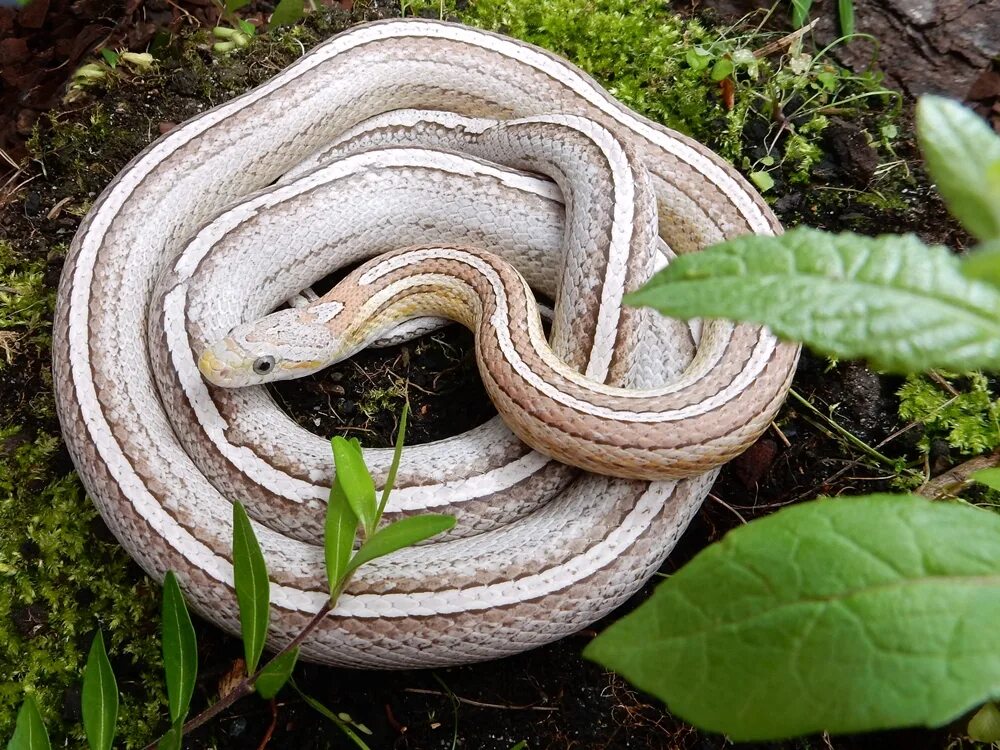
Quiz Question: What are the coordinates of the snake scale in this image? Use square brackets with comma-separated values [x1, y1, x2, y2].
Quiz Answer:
[53, 18, 799, 668]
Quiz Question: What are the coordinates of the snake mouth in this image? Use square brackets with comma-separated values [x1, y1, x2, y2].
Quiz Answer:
[198, 348, 233, 385]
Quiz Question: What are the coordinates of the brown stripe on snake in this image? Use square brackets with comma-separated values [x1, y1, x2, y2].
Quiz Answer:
[204, 245, 794, 480]
[55, 19, 796, 668]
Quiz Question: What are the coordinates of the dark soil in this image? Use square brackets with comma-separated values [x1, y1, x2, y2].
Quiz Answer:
[1, 0, 995, 749]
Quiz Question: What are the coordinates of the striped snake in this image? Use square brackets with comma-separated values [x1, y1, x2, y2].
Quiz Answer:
[53, 19, 798, 668]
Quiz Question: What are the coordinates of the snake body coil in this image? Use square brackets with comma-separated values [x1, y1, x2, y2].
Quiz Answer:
[53, 19, 798, 668]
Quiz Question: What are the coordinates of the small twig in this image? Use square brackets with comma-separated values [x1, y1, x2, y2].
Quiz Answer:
[753, 17, 819, 58]
[769, 421, 791, 448]
[926, 369, 961, 397]
[403, 688, 557, 712]
[255, 699, 279, 750]
[789, 389, 897, 468]
[707, 493, 748, 524]
[917, 449, 1000, 500]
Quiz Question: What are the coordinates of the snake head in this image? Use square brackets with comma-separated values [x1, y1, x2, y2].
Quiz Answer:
[198, 306, 338, 388]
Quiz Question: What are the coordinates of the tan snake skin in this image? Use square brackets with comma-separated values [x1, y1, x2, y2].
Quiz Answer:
[53, 19, 798, 668]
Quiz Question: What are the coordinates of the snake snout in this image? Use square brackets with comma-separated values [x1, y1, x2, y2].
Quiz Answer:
[198, 348, 234, 386]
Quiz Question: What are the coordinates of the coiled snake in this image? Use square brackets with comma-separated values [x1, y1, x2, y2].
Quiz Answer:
[53, 19, 798, 668]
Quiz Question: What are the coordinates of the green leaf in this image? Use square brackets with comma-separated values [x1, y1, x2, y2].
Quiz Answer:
[916, 96, 1000, 242]
[709, 57, 733, 81]
[790, 0, 813, 27]
[625, 227, 1000, 373]
[376, 402, 409, 520]
[156, 718, 184, 750]
[585, 495, 1000, 741]
[161, 571, 197, 723]
[685, 47, 710, 71]
[7, 696, 50, 750]
[749, 171, 774, 192]
[961, 240, 1000, 287]
[970, 467, 1000, 491]
[346, 515, 456, 576]
[225, 0, 251, 10]
[325, 475, 358, 593]
[99, 48, 118, 68]
[969, 702, 1000, 742]
[332, 437, 377, 537]
[838, 0, 855, 35]
[232, 502, 270, 674]
[268, 0, 304, 28]
[236, 18, 256, 36]
[82, 631, 118, 750]
[255, 647, 299, 699]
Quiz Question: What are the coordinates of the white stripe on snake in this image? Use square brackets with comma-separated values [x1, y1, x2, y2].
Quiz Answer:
[53, 18, 798, 668]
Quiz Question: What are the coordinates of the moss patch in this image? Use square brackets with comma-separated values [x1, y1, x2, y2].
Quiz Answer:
[412, 0, 899, 193]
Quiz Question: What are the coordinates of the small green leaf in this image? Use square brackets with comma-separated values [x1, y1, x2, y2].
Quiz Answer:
[917, 96, 1000, 242]
[585, 495, 1000, 740]
[325, 476, 358, 593]
[255, 647, 299, 699]
[685, 47, 711, 71]
[749, 171, 774, 192]
[961, 240, 1000, 287]
[269, 0, 304, 28]
[377, 402, 409, 520]
[292, 680, 373, 750]
[99, 48, 118, 68]
[225, 0, 251, 10]
[970, 467, 1000, 491]
[232, 502, 270, 674]
[347, 515, 456, 576]
[236, 18, 256, 36]
[161, 571, 197, 723]
[625, 227, 1000, 373]
[709, 57, 733, 81]
[332, 437, 377, 537]
[156, 718, 184, 750]
[82, 631, 118, 750]
[7, 696, 50, 750]
[838, 0, 855, 35]
[790, 0, 813, 27]
[969, 702, 1000, 742]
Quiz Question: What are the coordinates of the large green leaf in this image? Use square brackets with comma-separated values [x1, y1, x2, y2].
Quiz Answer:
[346, 515, 456, 575]
[268, 0, 303, 28]
[584, 495, 1000, 741]
[625, 227, 1000, 373]
[161, 572, 198, 724]
[255, 647, 299, 699]
[7, 696, 50, 750]
[81, 631, 118, 750]
[325, 476, 358, 594]
[916, 96, 1000, 242]
[232, 502, 270, 674]
[332, 438, 377, 537]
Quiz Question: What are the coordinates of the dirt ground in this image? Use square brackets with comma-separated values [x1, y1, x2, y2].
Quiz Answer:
[1, 0, 999, 748]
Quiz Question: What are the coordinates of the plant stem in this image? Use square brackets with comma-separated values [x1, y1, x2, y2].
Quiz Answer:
[141, 599, 335, 750]
[789, 388, 897, 467]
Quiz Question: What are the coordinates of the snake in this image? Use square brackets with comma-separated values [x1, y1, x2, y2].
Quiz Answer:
[52, 18, 799, 668]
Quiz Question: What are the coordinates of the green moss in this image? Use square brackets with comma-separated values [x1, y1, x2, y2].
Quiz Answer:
[406, 0, 898, 189]
[0, 428, 166, 747]
[898, 373, 1000, 456]
[0, 242, 57, 369]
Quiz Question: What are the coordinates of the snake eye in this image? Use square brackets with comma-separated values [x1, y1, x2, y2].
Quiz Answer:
[252, 355, 276, 375]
